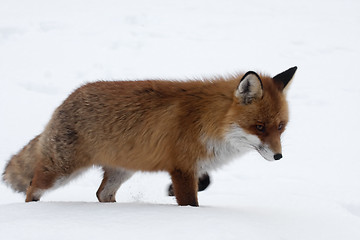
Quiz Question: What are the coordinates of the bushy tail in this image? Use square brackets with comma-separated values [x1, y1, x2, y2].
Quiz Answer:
[2, 135, 41, 193]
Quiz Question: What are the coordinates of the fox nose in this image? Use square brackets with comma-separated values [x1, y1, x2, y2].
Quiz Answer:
[274, 153, 282, 160]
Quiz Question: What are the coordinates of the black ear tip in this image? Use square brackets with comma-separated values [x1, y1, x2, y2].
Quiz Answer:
[273, 66, 298, 89]
[274, 66, 298, 79]
[240, 70, 263, 90]
[241, 71, 261, 81]
[290, 66, 298, 76]
[288, 66, 298, 74]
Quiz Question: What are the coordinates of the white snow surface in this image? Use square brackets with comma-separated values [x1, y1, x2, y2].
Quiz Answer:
[1, 0, 360, 239]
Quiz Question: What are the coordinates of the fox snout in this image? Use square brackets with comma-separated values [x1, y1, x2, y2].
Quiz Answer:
[257, 145, 283, 161]
[270, 136, 282, 160]
[257, 135, 283, 161]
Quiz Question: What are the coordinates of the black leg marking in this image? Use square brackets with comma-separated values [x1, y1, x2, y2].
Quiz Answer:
[198, 173, 210, 192]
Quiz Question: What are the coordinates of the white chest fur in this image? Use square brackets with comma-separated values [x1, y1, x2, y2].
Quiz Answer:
[197, 124, 261, 175]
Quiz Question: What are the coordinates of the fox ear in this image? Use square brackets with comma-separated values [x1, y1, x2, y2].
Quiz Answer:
[236, 71, 263, 105]
[273, 66, 297, 91]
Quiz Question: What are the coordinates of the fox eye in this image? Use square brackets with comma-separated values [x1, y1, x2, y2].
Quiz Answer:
[256, 124, 265, 132]
[278, 123, 284, 131]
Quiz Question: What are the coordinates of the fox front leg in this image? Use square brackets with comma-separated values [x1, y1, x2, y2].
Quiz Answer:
[168, 172, 210, 197]
[170, 169, 199, 206]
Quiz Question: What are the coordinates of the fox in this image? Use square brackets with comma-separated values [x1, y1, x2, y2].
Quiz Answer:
[2, 66, 297, 206]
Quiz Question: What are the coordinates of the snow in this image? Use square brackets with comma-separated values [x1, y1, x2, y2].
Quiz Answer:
[1, 0, 360, 239]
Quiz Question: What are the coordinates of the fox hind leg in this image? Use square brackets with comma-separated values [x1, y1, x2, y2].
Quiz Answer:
[96, 167, 134, 203]
[197, 172, 211, 192]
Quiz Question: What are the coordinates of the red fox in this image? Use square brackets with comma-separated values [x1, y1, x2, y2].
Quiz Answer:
[2, 67, 297, 206]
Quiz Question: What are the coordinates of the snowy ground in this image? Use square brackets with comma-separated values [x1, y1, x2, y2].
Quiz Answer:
[1, 0, 360, 239]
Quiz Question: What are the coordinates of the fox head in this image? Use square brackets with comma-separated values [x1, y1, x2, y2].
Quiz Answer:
[227, 67, 297, 161]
